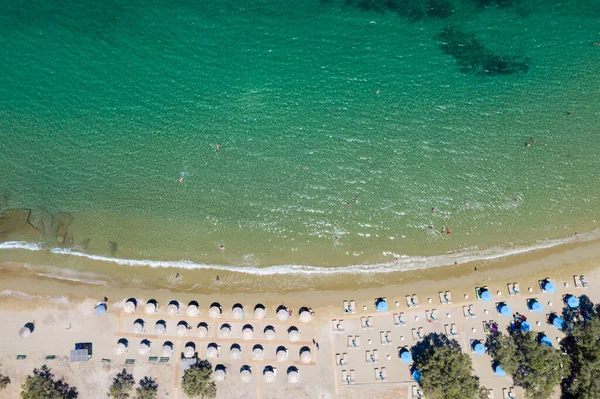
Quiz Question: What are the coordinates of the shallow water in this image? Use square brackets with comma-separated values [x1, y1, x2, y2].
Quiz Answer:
[1, 0, 599, 269]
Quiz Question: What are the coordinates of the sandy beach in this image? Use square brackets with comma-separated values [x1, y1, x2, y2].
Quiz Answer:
[1, 236, 600, 398]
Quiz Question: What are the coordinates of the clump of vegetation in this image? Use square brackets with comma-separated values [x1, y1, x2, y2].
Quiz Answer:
[437, 26, 528, 76]
[412, 333, 487, 399]
[135, 377, 158, 399]
[21, 365, 78, 399]
[108, 369, 135, 399]
[181, 360, 216, 399]
[0, 373, 10, 390]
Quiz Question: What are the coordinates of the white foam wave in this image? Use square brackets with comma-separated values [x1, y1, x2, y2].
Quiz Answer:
[1, 230, 598, 276]
[22, 264, 108, 286]
[0, 289, 70, 305]
[0, 241, 43, 251]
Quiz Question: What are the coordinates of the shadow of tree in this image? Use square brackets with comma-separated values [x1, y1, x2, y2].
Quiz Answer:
[411, 332, 461, 362]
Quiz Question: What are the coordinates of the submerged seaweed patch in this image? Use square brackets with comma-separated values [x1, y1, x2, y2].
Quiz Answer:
[436, 26, 528, 75]
[344, 0, 453, 21]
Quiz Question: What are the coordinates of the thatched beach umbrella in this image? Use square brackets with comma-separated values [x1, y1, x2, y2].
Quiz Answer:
[115, 341, 127, 355]
[254, 305, 266, 320]
[186, 303, 199, 317]
[288, 370, 300, 383]
[264, 326, 275, 340]
[209, 305, 222, 319]
[288, 329, 300, 342]
[214, 369, 226, 382]
[242, 326, 254, 340]
[123, 299, 136, 314]
[220, 324, 232, 338]
[300, 348, 312, 364]
[263, 369, 276, 383]
[277, 308, 289, 321]
[231, 304, 244, 320]
[154, 321, 166, 335]
[177, 322, 188, 337]
[162, 342, 173, 357]
[230, 346, 242, 360]
[133, 320, 145, 334]
[19, 326, 31, 338]
[167, 301, 179, 316]
[252, 347, 264, 360]
[276, 348, 288, 362]
[197, 323, 208, 338]
[206, 345, 219, 358]
[184, 344, 195, 359]
[299, 310, 311, 323]
[145, 300, 157, 315]
[139, 340, 151, 355]
[240, 369, 252, 383]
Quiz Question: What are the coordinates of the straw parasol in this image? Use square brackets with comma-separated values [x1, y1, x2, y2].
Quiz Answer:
[184, 345, 195, 359]
[264, 327, 275, 340]
[230, 347, 242, 360]
[277, 308, 289, 321]
[252, 347, 264, 360]
[263, 370, 276, 383]
[300, 349, 312, 364]
[115, 342, 127, 355]
[19, 326, 31, 338]
[299, 310, 311, 323]
[214, 369, 226, 382]
[139, 341, 151, 355]
[254, 306, 266, 319]
[276, 349, 288, 362]
[209, 306, 221, 319]
[288, 329, 300, 342]
[154, 321, 166, 335]
[197, 324, 208, 338]
[167, 303, 179, 316]
[186, 304, 199, 317]
[162, 343, 173, 357]
[288, 370, 300, 383]
[177, 323, 188, 337]
[242, 326, 253, 340]
[231, 306, 244, 320]
[145, 302, 157, 315]
[240, 369, 252, 383]
[220, 325, 232, 338]
[133, 321, 144, 334]
[206, 346, 219, 358]
[123, 300, 136, 314]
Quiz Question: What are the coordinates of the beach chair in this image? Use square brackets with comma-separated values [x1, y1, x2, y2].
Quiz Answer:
[342, 370, 349, 384]
[488, 388, 495, 398]
[381, 367, 387, 381]
[418, 327, 423, 340]
[385, 331, 392, 344]
[574, 275, 582, 288]
[149, 356, 158, 362]
[509, 387, 516, 399]
[159, 357, 170, 362]
[342, 353, 348, 365]
[45, 355, 56, 360]
[483, 321, 490, 333]
[503, 388, 509, 399]
[445, 291, 452, 304]
[412, 385, 420, 399]
[468, 305, 476, 318]
[451, 323, 458, 336]
[350, 369, 356, 383]
[102, 358, 111, 364]
[365, 350, 371, 363]
[336, 353, 342, 366]
[125, 359, 135, 365]
[373, 349, 379, 362]
[332, 319, 338, 332]
[475, 286, 481, 299]
[367, 316, 373, 328]
[406, 295, 413, 308]
[354, 336, 360, 349]
[339, 320, 345, 332]
[513, 283, 520, 295]
[16, 355, 26, 360]
[350, 300, 357, 314]
[411, 328, 418, 341]
[431, 309, 438, 322]
[361, 317, 367, 329]
[380, 331, 387, 344]
[343, 301, 350, 313]
[374, 368, 380, 381]
[463, 306, 470, 318]
[412, 294, 419, 307]
[581, 275, 588, 287]
[393, 312, 402, 326]
[347, 336, 354, 349]
[444, 324, 451, 337]
[439, 291, 447, 304]
[507, 283, 515, 296]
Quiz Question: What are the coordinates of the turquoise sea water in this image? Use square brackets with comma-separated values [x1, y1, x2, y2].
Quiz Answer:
[1, 0, 600, 270]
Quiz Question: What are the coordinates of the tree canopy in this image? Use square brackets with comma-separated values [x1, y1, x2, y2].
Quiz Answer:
[181, 360, 216, 399]
[412, 333, 487, 399]
[108, 369, 135, 399]
[135, 377, 158, 399]
[20, 365, 78, 399]
[487, 331, 564, 399]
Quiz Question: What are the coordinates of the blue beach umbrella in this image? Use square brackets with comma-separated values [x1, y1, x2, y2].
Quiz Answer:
[567, 296, 580, 308]
[499, 304, 511, 317]
[473, 341, 485, 355]
[530, 300, 543, 313]
[540, 336, 552, 347]
[481, 290, 492, 302]
[552, 317, 565, 329]
[95, 303, 107, 315]
[412, 369, 421, 382]
[543, 280, 556, 294]
[376, 299, 389, 312]
[494, 365, 506, 376]
[400, 350, 413, 364]
[520, 321, 531, 332]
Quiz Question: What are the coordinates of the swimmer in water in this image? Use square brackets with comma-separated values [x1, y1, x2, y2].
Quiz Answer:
[219, 245, 225, 251]
[465, 201, 469, 207]
[216, 143, 221, 151]
[432, 207, 437, 214]
[346, 202, 351, 207]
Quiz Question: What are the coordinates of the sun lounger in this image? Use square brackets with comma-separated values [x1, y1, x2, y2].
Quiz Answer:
[159, 357, 170, 362]
[445, 324, 451, 336]
[343, 301, 350, 313]
[367, 316, 373, 328]
[342, 353, 348, 365]
[406, 295, 413, 308]
[513, 283, 520, 295]
[385, 331, 392, 344]
[350, 369, 356, 383]
[574, 275, 582, 288]
[45, 355, 56, 360]
[361, 317, 367, 329]
[381, 367, 387, 381]
[17, 355, 26, 360]
[332, 319, 338, 331]
[509, 387, 516, 398]
[412, 385, 420, 399]
[350, 300, 357, 313]
[355, 336, 360, 349]
[463, 306, 470, 318]
[373, 349, 379, 362]
[418, 327, 423, 340]
[125, 359, 135, 365]
[503, 388, 509, 399]
[339, 320, 345, 332]
[451, 323, 457, 336]
[483, 320, 490, 332]
[149, 356, 158, 362]
[412, 328, 418, 341]
[581, 275, 588, 287]
[439, 291, 447, 304]
[365, 350, 372, 363]
[507, 283, 515, 296]
[348, 336, 355, 349]
[445, 291, 452, 304]
[342, 370, 349, 384]
[394, 312, 403, 326]
[488, 388, 495, 398]
[374, 367, 380, 381]
[380, 331, 386, 344]
[412, 294, 419, 307]
[336, 353, 341, 365]
[468, 305, 476, 318]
